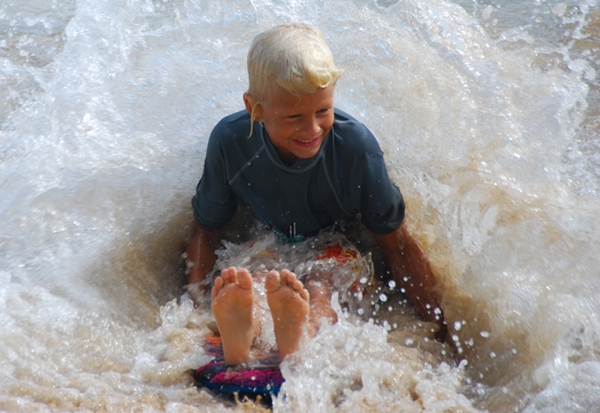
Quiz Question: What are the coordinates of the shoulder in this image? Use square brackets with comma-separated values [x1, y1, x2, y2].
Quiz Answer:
[207, 110, 262, 158]
[331, 108, 383, 156]
[211, 110, 252, 141]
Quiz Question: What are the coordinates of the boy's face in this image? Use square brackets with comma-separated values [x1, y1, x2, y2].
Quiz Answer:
[247, 84, 335, 165]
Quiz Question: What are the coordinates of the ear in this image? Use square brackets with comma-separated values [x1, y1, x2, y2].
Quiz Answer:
[243, 93, 262, 121]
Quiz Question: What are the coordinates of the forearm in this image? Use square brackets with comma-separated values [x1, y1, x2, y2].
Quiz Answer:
[374, 221, 444, 327]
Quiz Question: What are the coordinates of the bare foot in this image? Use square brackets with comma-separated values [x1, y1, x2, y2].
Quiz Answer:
[265, 270, 312, 360]
[211, 267, 257, 365]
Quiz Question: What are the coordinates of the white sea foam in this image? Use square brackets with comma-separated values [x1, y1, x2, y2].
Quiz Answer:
[1, 0, 599, 411]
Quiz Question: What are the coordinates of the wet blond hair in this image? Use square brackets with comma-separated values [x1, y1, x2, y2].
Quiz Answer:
[246, 23, 343, 130]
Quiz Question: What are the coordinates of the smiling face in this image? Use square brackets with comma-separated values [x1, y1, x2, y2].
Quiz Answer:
[245, 84, 335, 165]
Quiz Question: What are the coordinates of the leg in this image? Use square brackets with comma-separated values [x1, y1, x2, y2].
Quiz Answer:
[211, 267, 259, 366]
[265, 270, 312, 360]
[304, 278, 337, 328]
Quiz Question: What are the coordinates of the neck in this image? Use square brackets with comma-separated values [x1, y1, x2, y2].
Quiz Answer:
[276, 149, 298, 166]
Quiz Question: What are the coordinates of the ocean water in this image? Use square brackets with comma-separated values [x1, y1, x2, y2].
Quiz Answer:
[1, 0, 599, 412]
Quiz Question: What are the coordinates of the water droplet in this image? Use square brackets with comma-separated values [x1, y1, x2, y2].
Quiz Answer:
[379, 293, 388, 302]
[454, 321, 462, 331]
[480, 331, 490, 338]
[388, 280, 396, 288]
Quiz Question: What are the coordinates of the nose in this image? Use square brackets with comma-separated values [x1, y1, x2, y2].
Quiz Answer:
[302, 116, 321, 136]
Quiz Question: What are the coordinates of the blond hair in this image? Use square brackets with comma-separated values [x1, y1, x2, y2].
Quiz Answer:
[246, 23, 343, 128]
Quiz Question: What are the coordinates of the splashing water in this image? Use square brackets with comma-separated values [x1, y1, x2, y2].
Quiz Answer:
[1, 0, 599, 411]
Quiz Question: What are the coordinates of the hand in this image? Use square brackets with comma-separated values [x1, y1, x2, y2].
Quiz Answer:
[424, 305, 447, 343]
[185, 282, 211, 309]
[374, 222, 447, 342]
[435, 318, 448, 343]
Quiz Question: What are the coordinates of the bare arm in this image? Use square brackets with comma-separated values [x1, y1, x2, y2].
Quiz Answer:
[374, 220, 447, 341]
[184, 221, 222, 304]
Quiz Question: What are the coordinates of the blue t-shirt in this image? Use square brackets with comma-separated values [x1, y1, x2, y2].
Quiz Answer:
[192, 108, 404, 238]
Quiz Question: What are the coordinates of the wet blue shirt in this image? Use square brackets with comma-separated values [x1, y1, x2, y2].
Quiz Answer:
[192, 109, 404, 238]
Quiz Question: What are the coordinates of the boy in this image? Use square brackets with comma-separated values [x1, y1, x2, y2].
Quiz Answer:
[185, 23, 446, 366]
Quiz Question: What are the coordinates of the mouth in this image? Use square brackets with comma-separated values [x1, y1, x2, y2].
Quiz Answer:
[292, 136, 321, 148]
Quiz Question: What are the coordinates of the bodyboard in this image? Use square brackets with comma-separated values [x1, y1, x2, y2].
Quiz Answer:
[193, 334, 283, 405]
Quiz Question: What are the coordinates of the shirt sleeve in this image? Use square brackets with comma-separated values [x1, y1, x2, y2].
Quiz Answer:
[334, 116, 405, 234]
[356, 150, 405, 234]
[191, 128, 238, 231]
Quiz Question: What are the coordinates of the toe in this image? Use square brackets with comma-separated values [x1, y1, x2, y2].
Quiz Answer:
[220, 267, 232, 283]
[291, 279, 304, 292]
[237, 268, 253, 290]
[264, 270, 281, 293]
[281, 270, 297, 286]
[225, 267, 240, 285]
[300, 288, 310, 302]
